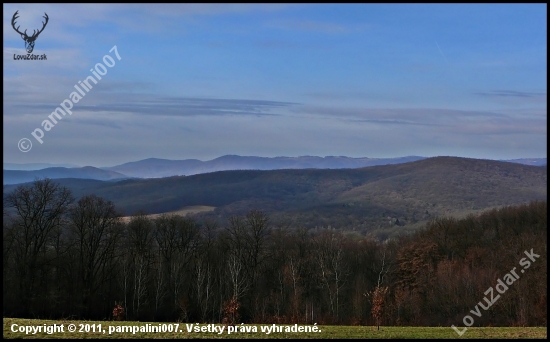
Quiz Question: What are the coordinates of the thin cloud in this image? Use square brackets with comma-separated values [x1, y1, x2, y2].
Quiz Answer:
[475, 90, 547, 98]
[297, 106, 510, 122]
[64, 117, 124, 129]
[293, 106, 545, 136]
[8, 95, 299, 118]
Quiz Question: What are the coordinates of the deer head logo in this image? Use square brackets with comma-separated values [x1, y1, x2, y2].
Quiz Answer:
[11, 11, 49, 54]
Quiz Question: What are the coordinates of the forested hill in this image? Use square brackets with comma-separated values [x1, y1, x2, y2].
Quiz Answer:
[103, 155, 427, 178]
[3, 176, 547, 325]
[4, 156, 546, 236]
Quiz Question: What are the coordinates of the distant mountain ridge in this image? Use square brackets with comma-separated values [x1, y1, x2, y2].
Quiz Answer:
[3, 166, 129, 185]
[3, 156, 545, 184]
[499, 158, 547, 166]
[3, 162, 80, 170]
[3, 156, 545, 237]
[105, 156, 546, 178]
[103, 155, 428, 178]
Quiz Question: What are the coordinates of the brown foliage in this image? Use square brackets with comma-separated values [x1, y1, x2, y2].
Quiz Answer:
[112, 303, 125, 321]
[368, 286, 389, 330]
[222, 296, 241, 325]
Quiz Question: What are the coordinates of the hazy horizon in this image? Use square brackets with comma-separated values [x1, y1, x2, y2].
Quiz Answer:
[3, 154, 547, 171]
[4, 4, 547, 166]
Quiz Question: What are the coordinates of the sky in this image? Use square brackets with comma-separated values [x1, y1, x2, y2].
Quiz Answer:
[3, 4, 547, 167]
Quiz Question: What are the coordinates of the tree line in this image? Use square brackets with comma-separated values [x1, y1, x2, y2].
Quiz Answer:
[3, 179, 547, 326]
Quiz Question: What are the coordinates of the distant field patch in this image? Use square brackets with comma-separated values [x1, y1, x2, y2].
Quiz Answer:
[121, 205, 215, 222]
[3, 318, 547, 339]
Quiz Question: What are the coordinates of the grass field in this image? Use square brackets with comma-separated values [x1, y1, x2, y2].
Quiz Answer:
[3, 318, 547, 339]
[120, 205, 216, 222]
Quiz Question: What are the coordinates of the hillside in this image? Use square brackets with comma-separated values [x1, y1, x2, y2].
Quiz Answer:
[103, 155, 427, 178]
[104, 155, 545, 179]
[4, 156, 545, 236]
[3, 166, 129, 185]
[500, 158, 547, 166]
[3, 162, 80, 170]
[4, 156, 544, 180]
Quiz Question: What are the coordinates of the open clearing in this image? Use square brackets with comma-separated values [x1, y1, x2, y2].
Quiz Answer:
[120, 205, 216, 222]
[3, 318, 547, 339]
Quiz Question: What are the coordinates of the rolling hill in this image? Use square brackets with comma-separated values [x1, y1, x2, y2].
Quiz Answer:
[4, 156, 546, 237]
[4, 156, 544, 181]
[3, 162, 80, 170]
[102, 155, 427, 178]
[3, 166, 130, 185]
[500, 158, 547, 166]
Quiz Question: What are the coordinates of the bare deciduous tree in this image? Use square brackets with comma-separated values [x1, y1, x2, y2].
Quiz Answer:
[315, 231, 347, 321]
[69, 195, 122, 316]
[4, 179, 73, 314]
[126, 213, 154, 319]
[365, 247, 391, 330]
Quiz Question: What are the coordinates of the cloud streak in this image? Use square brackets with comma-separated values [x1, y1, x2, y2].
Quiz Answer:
[475, 90, 547, 98]
[3, 4, 546, 165]
[6, 94, 298, 118]
[294, 106, 546, 136]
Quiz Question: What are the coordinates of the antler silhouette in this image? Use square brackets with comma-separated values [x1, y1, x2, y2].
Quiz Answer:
[33, 12, 49, 39]
[11, 10, 25, 37]
[11, 11, 49, 53]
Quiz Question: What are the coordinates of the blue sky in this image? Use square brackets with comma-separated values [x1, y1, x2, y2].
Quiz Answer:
[3, 4, 547, 166]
